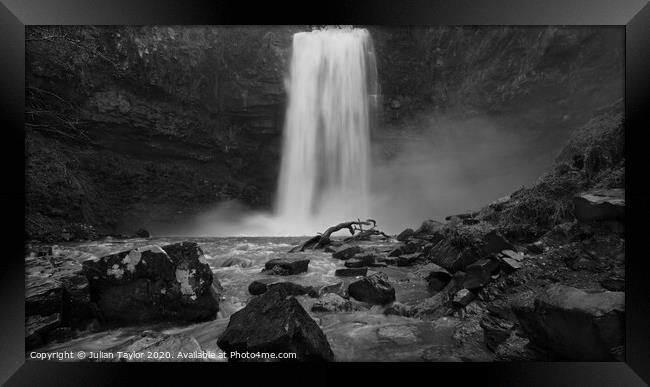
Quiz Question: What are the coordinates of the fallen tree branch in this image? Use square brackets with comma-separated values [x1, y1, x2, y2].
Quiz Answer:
[289, 219, 379, 252]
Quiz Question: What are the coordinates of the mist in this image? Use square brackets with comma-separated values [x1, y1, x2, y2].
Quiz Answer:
[155, 110, 561, 237]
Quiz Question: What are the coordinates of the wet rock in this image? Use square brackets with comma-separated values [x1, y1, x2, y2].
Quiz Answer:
[499, 256, 523, 272]
[82, 242, 218, 324]
[482, 230, 515, 255]
[574, 189, 625, 222]
[332, 244, 362, 260]
[348, 273, 396, 305]
[480, 315, 514, 351]
[600, 274, 625, 291]
[463, 258, 500, 290]
[262, 257, 310, 275]
[513, 284, 624, 360]
[397, 252, 424, 267]
[423, 264, 452, 291]
[217, 286, 334, 361]
[396, 228, 415, 241]
[335, 267, 368, 277]
[452, 289, 475, 307]
[311, 293, 355, 313]
[413, 219, 444, 238]
[500, 249, 523, 261]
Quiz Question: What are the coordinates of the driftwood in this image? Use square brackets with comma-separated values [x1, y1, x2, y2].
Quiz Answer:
[289, 219, 385, 252]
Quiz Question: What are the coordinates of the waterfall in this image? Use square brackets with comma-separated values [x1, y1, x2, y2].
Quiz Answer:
[275, 27, 378, 234]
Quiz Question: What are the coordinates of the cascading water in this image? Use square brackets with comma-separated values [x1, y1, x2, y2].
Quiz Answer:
[275, 27, 378, 234]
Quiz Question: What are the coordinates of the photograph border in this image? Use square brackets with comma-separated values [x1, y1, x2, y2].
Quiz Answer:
[1, 0, 649, 384]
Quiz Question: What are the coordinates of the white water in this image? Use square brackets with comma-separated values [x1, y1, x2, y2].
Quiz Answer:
[273, 27, 378, 234]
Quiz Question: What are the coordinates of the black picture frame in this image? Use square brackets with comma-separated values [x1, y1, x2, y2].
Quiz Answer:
[1, 0, 649, 385]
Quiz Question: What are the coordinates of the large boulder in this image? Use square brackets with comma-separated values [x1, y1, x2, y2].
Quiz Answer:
[513, 284, 624, 360]
[396, 228, 415, 241]
[573, 189, 625, 222]
[25, 253, 95, 349]
[413, 219, 444, 238]
[262, 257, 310, 275]
[82, 242, 218, 324]
[331, 244, 362, 260]
[347, 273, 395, 305]
[217, 286, 334, 361]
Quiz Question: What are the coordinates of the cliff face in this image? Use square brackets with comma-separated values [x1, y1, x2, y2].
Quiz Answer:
[25, 26, 623, 240]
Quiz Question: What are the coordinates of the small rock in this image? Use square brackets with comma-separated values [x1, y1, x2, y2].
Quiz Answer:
[500, 249, 523, 261]
[332, 244, 362, 260]
[262, 257, 309, 275]
[452, 289, 475, 307]
[348, 272, 396, 305]
[248, 279, 314, 297]
[335, 267, 368, 277]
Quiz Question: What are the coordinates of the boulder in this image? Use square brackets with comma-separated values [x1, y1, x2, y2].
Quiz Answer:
[452, 289, 475, 307]
[396, 228, 415, 241]
[513, 284, 624, 360]
[423, 264, 452, 291]
[82, 242, 218, 324]
[348, 273, 395, 305]
[427, 240, 482, 273]
[335, 267, 368, 277]
[262, 257, 310, 275]
[413, 219, 444, 238]
[463, 258, 500, 290]
[217, 286, 334, 361]
[499, 257, 523, 272]
[332, 244, 362, 260]
[573, 189, 625, 222]
[397, 253, 424, 266]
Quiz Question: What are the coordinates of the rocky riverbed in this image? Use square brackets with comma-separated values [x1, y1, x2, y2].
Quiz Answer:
[25, 185, 625, 362]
